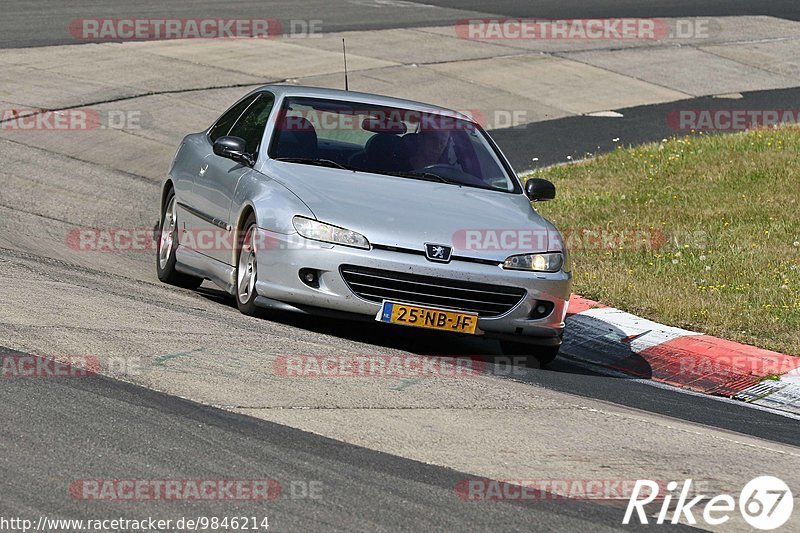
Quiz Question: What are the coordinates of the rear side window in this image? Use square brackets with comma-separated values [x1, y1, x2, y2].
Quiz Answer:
[208, 94, 259, 143]
[228, 92, 275, 155]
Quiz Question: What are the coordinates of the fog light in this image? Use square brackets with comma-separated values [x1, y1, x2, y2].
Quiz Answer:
[299, 268, 320, 288]
[529, 300, 554, 319]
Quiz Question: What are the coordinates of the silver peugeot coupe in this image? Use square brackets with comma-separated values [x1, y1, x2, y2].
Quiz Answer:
[157, 85, 571, 366]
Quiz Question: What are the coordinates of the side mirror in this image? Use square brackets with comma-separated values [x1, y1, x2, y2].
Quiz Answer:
[213, 136, 254, 167]
[525, 178, 556, 202]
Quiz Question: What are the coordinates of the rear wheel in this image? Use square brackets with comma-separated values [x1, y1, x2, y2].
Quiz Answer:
[235, 214, 261, 316]
[156, 189, 203, 289]
[500, 341, 560, 368]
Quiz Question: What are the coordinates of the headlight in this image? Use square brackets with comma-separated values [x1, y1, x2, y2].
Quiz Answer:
[292, 216, 370, 249]
[503, 252, 563, 272]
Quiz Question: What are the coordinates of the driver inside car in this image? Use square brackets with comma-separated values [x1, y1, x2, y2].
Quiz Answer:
[405, 128, 451, 171]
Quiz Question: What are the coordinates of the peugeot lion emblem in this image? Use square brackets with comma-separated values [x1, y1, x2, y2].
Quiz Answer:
[425, 243, 453, 263]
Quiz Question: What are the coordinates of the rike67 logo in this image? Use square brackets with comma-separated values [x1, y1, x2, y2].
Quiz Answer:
[624, 476, 793, 530]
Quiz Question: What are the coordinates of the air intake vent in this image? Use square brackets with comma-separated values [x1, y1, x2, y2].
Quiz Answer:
[340, 265, 526, 317]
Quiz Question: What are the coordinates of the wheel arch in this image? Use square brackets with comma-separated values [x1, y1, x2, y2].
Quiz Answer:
[160, 179, 175, 217]
[228, 172, 315, 266]
[231, 202, 257, 266]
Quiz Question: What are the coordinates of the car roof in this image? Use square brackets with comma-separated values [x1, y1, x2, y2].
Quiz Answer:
[256, 84, 473, 121]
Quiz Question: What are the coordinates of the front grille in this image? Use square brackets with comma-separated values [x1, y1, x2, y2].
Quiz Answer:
[340, 265, 526, 317]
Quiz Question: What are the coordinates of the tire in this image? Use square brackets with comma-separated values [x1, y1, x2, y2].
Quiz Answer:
[500, 341, 560, 368]
[156, 188, 204, 289]
[235, 213, 261, 316]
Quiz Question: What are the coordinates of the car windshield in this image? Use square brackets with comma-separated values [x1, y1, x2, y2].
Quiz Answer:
[268, 96, 520, 193]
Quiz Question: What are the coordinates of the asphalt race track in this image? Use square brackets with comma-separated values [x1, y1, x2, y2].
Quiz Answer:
[412, 0, 800, 22]
[3, 0, 800, 48]
[0, 349, 643, 531]
[493, 86, 800, 169]
[1, 1, 799, 531]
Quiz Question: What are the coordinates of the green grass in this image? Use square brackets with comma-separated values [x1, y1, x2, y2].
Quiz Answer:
[527, 128, 800, 355]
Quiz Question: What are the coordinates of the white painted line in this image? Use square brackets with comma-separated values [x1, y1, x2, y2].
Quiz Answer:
[348, 0, 440, 8]
[585, 111, 624, 118]
[780, 367, 800, 383]
[751, 383, 800, 414]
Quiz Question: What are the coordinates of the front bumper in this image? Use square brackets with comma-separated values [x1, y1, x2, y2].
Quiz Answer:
[253, 230, 572, 344]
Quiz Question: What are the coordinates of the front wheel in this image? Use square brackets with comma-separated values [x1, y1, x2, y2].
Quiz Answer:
[235, 215, 261, 316]
[156, 189, 203, 289]
[500, 341, 560, 368]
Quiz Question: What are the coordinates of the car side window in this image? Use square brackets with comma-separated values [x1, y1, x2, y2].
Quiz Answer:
[208, 94, 259, 143]
[228, 92, 275, 156]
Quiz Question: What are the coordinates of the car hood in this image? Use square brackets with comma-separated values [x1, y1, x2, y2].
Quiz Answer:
[266, 163, 559, 261]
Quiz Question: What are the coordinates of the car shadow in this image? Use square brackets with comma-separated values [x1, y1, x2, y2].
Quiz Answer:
[559, 313, 654, 380]
[192, 284, 653, 380]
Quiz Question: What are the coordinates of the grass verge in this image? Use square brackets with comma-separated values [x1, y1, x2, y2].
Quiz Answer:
[528, 128, 800, 355]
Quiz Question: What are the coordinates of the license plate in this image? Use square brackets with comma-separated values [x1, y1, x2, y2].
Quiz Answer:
[376, 301, 480, 334]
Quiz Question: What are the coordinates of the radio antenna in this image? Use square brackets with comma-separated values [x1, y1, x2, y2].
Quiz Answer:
[342, 38, 349, 91]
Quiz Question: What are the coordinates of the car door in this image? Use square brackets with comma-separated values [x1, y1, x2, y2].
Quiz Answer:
[187, 91, 275, 265]
[179, 93, 258, 260]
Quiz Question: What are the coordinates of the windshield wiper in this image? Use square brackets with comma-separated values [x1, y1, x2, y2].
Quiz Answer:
[383, 171, 456, 185]
[274, 157, 352, 170]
